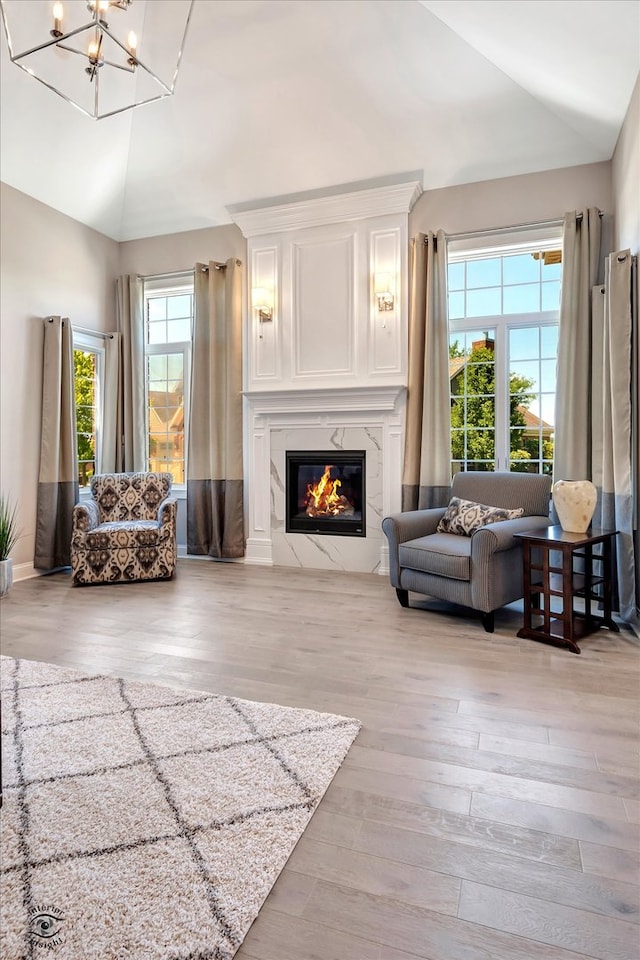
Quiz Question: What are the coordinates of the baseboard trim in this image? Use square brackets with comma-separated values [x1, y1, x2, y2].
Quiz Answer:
[244, 538, 274, 566]
[13, 562, 41, 582]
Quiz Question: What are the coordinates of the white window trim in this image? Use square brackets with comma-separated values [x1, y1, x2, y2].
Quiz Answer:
[143, 276, 194, 493]
[447, 230, 562, 474]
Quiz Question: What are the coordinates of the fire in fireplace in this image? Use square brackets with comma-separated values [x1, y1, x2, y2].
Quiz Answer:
[286, 451, 366, 536]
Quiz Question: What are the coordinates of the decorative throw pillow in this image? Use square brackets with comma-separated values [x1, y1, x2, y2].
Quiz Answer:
[436, 497, 525, 537]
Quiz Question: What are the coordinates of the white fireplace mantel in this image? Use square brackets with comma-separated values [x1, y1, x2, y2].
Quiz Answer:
[244, 386, 405, 574]
[243, 385, 405, 415]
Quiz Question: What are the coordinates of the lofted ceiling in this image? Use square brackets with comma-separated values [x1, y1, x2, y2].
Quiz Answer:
[1, 0, 638, 242]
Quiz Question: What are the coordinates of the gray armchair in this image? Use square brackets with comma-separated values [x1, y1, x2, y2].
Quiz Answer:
[382, 472, 552, 632]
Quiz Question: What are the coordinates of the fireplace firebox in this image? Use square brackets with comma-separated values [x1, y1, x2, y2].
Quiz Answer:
[286, 451, 366, 537]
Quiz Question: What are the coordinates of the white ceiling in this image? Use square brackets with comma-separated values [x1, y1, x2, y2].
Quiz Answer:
[1, 0, 638, 242]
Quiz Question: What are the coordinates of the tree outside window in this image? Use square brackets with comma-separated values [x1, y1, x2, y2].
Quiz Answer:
[449, 335, 553, 473]
[74, 348, 97, 487]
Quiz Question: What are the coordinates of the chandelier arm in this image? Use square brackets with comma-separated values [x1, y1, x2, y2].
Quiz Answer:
[101, 58, 135, 73]
[11, 22, 96, 62]
[125, 57, 172, 94]
[55, 42, 94, 58]
[96, 25, 169, 87]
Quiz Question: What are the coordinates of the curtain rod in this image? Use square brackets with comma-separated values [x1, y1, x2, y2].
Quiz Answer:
[441, 211, 603, 244]
[140, 269, 195, 281]
[47, 318, 114, 340]
[140, 260, 242, 281]
[198, 258, 243, 272]
[73, 324, 114, 340]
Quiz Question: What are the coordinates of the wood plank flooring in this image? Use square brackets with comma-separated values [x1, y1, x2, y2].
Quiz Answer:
[2, 559, 639, 960]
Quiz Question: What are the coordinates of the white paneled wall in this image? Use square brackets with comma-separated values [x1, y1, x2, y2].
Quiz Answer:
[231, 180, 421, 571]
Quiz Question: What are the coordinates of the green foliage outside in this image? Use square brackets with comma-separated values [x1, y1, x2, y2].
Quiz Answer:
[449, 340, 553, 472]
[74, 350, 96, 486]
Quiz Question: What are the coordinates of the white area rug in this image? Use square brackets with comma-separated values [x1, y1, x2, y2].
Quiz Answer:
[0, 657, 360, 959]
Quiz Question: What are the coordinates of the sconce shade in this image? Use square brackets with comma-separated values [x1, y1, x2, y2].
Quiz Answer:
[0, 0, 194, 120]
[252, 287, 271, 311]
[252, 287, 273, 322]
[374, 273, 392, 296]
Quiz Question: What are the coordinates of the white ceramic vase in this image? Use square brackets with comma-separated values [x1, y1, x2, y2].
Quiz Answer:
[0, 557, 13, 598]
[553, 480, 597, 534]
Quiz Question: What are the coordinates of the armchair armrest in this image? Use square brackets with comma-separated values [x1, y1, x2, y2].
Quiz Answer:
[158, 496, 177, 530]
[470, 515, 552, 615]
[471, 515, 552, 557]
[72, 500, 99, 533]
[382, 508, 446, 587]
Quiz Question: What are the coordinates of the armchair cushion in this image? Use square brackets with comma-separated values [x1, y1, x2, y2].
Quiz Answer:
[399, 533, 471, 581]
[83, 520, 172, 550]
[437, 497, 524, 536]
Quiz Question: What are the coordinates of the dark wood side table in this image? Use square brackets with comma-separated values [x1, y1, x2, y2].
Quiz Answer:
[515, 526, 619, 654]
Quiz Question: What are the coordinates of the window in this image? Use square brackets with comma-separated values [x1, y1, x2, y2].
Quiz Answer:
[143, 277, 193, 486]
[73, 334, 104, 489]
[447, 232, 562, 475]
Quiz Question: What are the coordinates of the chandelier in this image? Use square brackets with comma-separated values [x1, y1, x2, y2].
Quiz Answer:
[0, 0, 195, 120]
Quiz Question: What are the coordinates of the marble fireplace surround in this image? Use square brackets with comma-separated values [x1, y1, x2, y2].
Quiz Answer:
[244, 386, 405, 574]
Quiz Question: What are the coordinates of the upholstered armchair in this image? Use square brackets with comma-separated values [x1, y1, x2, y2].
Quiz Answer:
[382, 472, 552, 632]
[71, 472, 177, 586]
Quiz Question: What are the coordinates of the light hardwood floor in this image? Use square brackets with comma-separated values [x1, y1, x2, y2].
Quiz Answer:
[2, 560, 639, 960]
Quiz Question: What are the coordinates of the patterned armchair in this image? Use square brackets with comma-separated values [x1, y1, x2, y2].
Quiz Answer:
[71, 472, 177, 586]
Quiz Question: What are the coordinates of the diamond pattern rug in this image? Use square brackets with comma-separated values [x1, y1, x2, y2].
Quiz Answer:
[0, 657, 360, 959]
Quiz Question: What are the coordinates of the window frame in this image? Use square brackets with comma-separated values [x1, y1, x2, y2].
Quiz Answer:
[72, 331, 105, 492]
[446, 228, 562, 475]
[143, 275, 194, 491]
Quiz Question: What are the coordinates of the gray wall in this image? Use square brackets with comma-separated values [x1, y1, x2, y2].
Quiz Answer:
[612, 72, 640, 254]
[0, 183, 119, 571]
[410, 161, 613, 255]
[119, 224, 245, 277]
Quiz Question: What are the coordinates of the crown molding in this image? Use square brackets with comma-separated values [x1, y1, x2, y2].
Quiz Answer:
[229, 182, 423, 238]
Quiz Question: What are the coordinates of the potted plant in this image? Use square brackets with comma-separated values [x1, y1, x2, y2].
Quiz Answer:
[0, 496, 19, 598]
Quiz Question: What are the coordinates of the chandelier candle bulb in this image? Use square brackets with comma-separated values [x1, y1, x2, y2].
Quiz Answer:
[88, 38, 100, 62]
[51, 2, 63, 38]
[127, 30, 137, 65]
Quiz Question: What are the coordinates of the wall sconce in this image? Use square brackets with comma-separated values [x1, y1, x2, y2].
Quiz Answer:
[252, 288, 273, 340]
[374, 273, 394, 312]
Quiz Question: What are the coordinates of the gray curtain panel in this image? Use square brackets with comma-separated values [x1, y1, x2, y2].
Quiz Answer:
[187, 259, 244, 558]
[116, 275, 146, 471]
[34, 317, 79, 569]
[554, 209, 602, 483]
[100, 332, 122, 473]
[402, 230, 450, 511]
[591, 252, 638, 626]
